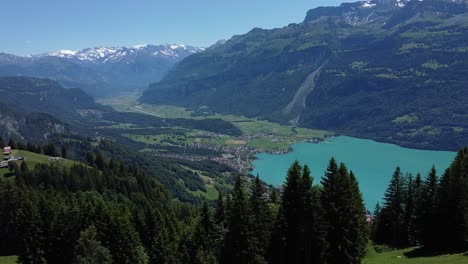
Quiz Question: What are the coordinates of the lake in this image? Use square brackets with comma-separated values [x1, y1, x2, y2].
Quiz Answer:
[251, 136, 457, 209]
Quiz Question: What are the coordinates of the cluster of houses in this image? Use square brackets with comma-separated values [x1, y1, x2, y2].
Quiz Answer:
[0, 146, 12, 168]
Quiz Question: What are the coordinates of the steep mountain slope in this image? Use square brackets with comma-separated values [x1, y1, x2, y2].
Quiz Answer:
[141, 0, 468, 150]
[0, 103, 68, 142]
[0, 77, 108, 122]
[0, 44, 202, 97]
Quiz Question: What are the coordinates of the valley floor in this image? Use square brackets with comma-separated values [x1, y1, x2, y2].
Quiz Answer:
[98, 94, 331, 174]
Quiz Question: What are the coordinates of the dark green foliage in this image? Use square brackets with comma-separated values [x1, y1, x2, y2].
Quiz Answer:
[102, 111, 242, 136]
[216, 192, 226, 226]
[0, 77, 107, 121]
[44, 143, 59, 157]
[189, 202, 222, 264]
[320, 160, 368, 264]
[378, 167, 407, 248]
[221, 176, 255, 264]
[249, 176, 273, 263]
[435, 148, 468, 251]
[374, 149, 468, 253]
[8, 138, 16, 149]
[404, 173, 421, 246]
[269, 161, 327, 264]
[416, 167, 439, 248]
[72, 225, 112, 264]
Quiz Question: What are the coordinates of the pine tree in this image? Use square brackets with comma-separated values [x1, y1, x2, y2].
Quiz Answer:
[72, 225, 112, 264]
[249, 176, 272, 263]
[215, 192, 226, 227]
[191, 202, 220, 264]
[268, 161, 304, 264]
[7, 138, 16, 149]
[349, 171, 369, 261]
[0, 136, 5, 148]
[61, 146, 67, 159]
[405, 173, 422, 246]
[435, 148, 468, 251]
[415, 166, 439, 248]
[221, 176, 254, 264]
[302, 165, 326, 264]
[321, 160, 367, 264]
[378, 167, 406, 248]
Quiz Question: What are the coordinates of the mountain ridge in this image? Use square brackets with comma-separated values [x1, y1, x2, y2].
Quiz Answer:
[0, 43, 202, 97]
[140, 0, 468, 150]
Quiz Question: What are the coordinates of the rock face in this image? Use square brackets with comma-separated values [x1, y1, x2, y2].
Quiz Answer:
[0, 103, 68, 142]
[141, 0, 468, 150]
[0, 44, 203, 97]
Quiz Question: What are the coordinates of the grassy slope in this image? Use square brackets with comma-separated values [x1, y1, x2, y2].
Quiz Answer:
[1, 149, 79, 180]
[99, 95, 331, 152]
[0, 256, 17, 264]
[363, 246, 468, 264]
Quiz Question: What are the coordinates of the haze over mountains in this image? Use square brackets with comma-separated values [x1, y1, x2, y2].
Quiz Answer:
[0, 44, 202, 97]
[142, 0, 468, 150]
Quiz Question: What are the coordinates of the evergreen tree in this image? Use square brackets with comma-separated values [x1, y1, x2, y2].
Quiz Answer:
[321, 160, 367, 264]
[221, 176, 254, 264]
[268, 161, 303, 264]
[249, 176, 272, 263]
[349, 171, 369, 260]
[302, 165, 326, 264]
[61, 146, 67, 159]
[377, 167, 406, 248]
[269, 188, 278, 204]
[416, 166, 438, 248]
[435, 148, 468, 251]
[191, 202, 220, 264]
[406, 173, 422, 246]
[215, 192, 226, 227]
[72, 225, 112, 264]
[7, 138, 16, 149]
[0, 136, 4, 148]
[269, 161, 326, 264]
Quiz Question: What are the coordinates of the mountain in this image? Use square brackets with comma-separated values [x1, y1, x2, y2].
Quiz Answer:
[0, 77, 108, 120]
[141, 0, 468, 150]
[0, 44, 202, 97]
[0, 103, 68, 142]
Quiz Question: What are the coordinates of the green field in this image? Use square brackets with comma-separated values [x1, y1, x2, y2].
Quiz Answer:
[0, 256, 17, 264]
[99, 95, 331, 152]
[363, 245, 468, 264]
[1, 150, 80, 180]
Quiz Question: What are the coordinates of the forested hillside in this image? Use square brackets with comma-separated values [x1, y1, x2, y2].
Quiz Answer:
[1, 143, 467, 263]
[141, 0, 468, 150]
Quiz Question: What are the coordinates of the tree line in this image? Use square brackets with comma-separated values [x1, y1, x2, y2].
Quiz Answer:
[372, 147, 468, 252]
[0, 145, 467, 263]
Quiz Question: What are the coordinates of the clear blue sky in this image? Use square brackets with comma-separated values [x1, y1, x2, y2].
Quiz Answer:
[1, 0, 346, 55]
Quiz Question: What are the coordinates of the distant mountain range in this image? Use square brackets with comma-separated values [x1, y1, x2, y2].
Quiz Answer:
[141, 0, 468, 150]
[0, 44, 202, 97]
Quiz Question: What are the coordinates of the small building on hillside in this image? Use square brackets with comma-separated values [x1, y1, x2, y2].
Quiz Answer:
[3, 146, 12, 155]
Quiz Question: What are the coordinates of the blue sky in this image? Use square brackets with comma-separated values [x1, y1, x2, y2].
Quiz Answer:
[1, 0, 346, 55]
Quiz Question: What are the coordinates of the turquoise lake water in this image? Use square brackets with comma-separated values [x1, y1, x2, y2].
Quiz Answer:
[251, 136, 457, 209]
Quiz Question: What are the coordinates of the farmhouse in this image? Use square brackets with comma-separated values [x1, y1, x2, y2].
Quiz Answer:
[3, 146, 12, 155]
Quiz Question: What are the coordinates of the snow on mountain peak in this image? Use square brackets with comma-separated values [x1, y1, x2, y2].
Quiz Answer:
[133, 44, 148, 49]
[47, 49, 77, 57]
[43, 44, 202, 64]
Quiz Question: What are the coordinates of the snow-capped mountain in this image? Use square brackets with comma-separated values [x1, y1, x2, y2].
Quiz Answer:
[305, 0, 466, 25]
[44, 44, 203, 64]
[0, 44, 203, 97]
